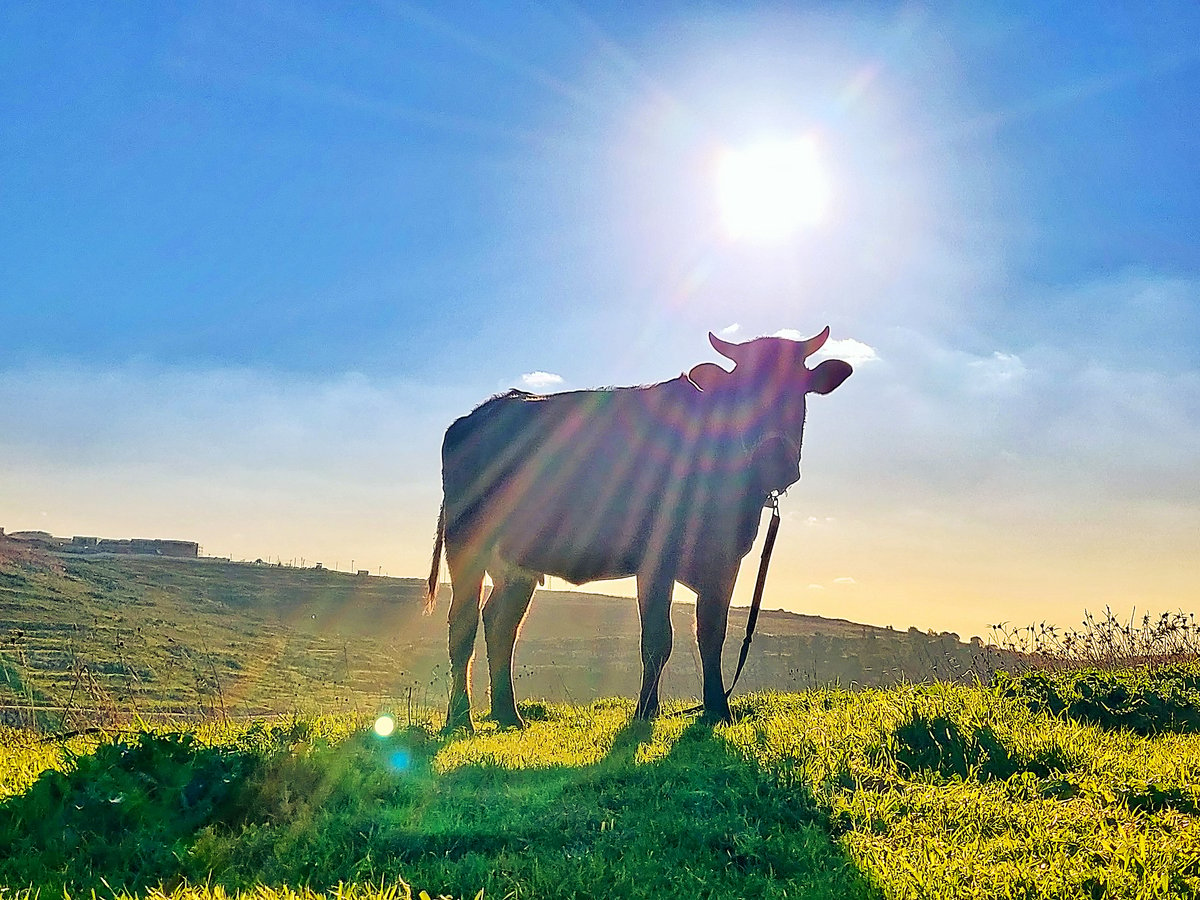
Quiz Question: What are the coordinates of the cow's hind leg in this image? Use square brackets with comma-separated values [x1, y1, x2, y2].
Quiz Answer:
[482, 570, 538, 728]
[634, 567, 675, 720]
[445, 549, 484, 733]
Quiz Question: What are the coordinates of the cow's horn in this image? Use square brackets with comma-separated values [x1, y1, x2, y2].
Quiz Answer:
[801, 326, 831, 357]
[708, 331, 744, 363]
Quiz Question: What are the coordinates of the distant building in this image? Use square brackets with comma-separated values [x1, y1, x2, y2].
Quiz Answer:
[5, 530, 197, 558]
[11, 530, 53, 541]
[130, 538, 199, 558]
[8, 531, 68, 550]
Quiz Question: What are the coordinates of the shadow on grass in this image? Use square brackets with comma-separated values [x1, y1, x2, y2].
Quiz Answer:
[0, 728, 273, 891]
[0, 710, 881, 899]
[997, 666, 1200, 736]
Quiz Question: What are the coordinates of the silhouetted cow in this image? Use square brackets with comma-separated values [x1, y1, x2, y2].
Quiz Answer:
[426, 328, 852, 730]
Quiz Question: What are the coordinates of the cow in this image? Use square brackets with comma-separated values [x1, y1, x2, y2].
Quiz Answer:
[425, 327, 852, 731]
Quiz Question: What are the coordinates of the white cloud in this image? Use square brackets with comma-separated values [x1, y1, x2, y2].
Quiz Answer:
[718, 323, 741, 337]
[833, 576, 857, 585]
[807, 583, 825, 590]
[520, 371, 565, 390]
[819, 338, 880, 365]
[767, 331, 879, 365]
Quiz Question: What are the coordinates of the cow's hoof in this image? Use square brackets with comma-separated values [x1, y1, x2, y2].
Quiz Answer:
[442, 719, 474, 736]
[490, 710, 526, 729]
[701, 705, 733, 726]
[442, 707, 475, 735]
[633, 702, 660, 721]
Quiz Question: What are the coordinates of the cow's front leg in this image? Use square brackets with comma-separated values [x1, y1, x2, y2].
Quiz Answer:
[634, 565, 675, 719]
[444, 555, 484, 733]
[694, 566, 738, 724]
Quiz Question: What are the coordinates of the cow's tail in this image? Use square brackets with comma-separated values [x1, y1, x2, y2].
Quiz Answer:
[424, 502, 446, 614]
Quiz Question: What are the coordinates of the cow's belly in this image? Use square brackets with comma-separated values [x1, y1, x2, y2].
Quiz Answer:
[491, 489, 762, 586]
[493, 514, 646, 584]
[510, 549, 640, 586]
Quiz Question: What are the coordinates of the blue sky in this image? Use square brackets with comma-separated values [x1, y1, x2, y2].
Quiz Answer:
[3, 2, 1198, 639]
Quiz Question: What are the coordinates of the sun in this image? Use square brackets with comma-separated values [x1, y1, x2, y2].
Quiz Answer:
[716, 136, 831, 241]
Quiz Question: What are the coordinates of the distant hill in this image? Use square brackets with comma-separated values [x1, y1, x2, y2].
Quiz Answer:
[0, 543, 1008, 727]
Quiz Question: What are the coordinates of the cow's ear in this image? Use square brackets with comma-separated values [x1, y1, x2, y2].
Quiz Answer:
[808, 359, 853, 395]
[688, 362, 730, 392]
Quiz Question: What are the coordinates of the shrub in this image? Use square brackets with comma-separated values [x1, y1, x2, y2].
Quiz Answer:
[996, 665, 1200, 735]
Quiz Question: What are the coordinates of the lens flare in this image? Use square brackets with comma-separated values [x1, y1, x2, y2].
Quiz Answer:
[373, 714, 396, 737]
[389, 748, 412, 773]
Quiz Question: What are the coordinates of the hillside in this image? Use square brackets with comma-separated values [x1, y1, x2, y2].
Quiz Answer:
[0, 542, 1002, 727]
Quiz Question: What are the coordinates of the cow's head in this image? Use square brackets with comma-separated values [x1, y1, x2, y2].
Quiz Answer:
[687, 326, 853, 453]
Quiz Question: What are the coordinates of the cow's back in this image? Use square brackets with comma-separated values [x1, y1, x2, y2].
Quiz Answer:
[442, 381, 723, 579]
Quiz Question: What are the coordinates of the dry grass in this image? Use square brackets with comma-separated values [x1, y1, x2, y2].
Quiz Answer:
[988, 607, 1200, 672]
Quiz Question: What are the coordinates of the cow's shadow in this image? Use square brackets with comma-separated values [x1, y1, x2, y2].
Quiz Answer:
[369, 706, 882, 899]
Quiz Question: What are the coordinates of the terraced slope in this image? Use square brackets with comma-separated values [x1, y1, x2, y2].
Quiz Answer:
[1, 541, 1002, 727]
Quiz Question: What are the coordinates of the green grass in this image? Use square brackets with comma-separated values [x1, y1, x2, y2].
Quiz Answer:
[5, 674, 1200, 899]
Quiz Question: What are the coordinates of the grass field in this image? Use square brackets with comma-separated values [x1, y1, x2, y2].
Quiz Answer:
[5, 669, 1200, 899]
[6, 543, 1198, 897]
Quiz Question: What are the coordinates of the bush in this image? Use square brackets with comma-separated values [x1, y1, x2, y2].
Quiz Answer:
[0, 729, 284, 891]
[995, 665, 1200, 735]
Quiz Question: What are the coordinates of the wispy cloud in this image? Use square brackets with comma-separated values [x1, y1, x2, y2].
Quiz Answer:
[1030, 269, 1200, 368]
[805, 291, 1200, 509]
[0, 363, 454, 473]
[966, 351, 1027, 392]
[0, 361, 456, 569]
[520, 371, 565, 390]
[718, 323, 740, 337]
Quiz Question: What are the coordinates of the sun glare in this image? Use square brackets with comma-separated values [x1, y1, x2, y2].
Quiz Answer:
[716, 137, 830, 241]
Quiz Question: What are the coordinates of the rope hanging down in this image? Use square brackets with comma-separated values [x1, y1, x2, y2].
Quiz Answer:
[725, 491, 781, 699]
[674, 491, 781, 717]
